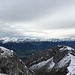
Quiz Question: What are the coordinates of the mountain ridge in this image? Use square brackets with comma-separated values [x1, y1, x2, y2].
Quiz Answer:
[0, 37, 75, 43]
[25, 45, 75, 75]
[0, 46, 34, 75]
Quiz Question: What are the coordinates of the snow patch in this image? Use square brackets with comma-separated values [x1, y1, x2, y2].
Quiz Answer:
[67, 54, 75, 75]
[29, 57, 55, 71]
[0, 73, 7, 75]
[55, 55, 71, 69]
[0, 46, 13, 57]
[59, 46, 74, 52]
[47, 59, 55, 71]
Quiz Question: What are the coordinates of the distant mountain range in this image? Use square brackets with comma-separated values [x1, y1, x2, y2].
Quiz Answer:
[0, 38, 75, 75]
[0, 37, 75, 43]
[0, 37, 75, 61]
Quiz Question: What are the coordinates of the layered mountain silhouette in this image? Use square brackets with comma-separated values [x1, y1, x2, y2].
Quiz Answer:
[26, 45, 75, 75]
[1, 40, 75, 61]
[0, 45, 75, 75]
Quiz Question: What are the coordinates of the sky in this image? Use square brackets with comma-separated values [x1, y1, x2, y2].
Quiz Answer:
[0, 0, 75, 39]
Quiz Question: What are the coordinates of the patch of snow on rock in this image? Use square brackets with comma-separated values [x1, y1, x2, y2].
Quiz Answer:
[0, 46, 13, 57]
[30, 57, 55, 71]
[55, 55, 71, 69]
[47, 59, 55, 71]
[0, 73, 7, 75]
[67, 53, 75, 75]
[59, 46, 74, 52]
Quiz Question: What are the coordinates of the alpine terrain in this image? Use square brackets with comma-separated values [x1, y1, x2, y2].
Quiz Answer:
[26, 45, 75, 75]
[0, 45, 75, 75]
[0, 46, 34, 75]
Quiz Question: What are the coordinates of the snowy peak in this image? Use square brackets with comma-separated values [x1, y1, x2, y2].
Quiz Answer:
[0, 46, 34, 75]
[0, 37, 44, 43]
[53, 45, 74, 51]
[26, 45, 75, 75]
[1, 37, 75, 43]
[67, 53, 75, 75]
[0, 46, 13, 57]
[57, 45, 74, 51]
[52, 53, 75, 75]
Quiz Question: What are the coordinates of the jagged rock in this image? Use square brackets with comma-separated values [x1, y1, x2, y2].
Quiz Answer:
[25, 45, 75, 75]
[0, 46, 34, 75]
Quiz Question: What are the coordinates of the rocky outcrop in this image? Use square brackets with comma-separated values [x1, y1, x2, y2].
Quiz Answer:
[25, 45, 75, 75]
[0, 46, 34, 75]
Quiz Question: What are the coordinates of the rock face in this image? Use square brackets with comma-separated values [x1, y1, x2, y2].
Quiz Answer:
[0, 46, 34, 75]
[25, 45, 75, 75]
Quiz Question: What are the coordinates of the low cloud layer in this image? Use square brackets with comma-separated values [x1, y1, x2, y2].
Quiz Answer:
[0, 0, 75, 38]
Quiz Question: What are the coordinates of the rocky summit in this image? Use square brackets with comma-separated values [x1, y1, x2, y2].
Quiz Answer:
[25, 45, 75, 75]
[0, 46, 34, 75]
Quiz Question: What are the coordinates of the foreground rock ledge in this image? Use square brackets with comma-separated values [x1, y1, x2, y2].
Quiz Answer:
[0, 46, 34, 75]
[26, 45, 75, 75]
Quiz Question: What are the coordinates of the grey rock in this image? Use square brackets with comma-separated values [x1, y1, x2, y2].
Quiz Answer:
[25, 45, 75, 75]
[0, 46, 34, 75]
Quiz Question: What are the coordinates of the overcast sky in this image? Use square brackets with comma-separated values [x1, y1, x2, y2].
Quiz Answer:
[0, 0, 75, 39]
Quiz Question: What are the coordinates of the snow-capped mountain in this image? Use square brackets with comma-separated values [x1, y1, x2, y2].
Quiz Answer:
[25, 45, 75, 75]
[0, 37, 75, 43]
[1, 37, 75, 61]
[0, 45, 75, 75]
[0, 37, 45, 43]
[0, 46, 34, 75]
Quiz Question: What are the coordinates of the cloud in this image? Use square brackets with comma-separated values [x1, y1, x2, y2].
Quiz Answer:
[0, 0, 75, 38]
[0, 0, 74, 22]
[0, 0, 52, 22]
[30, 3, 75, 29]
